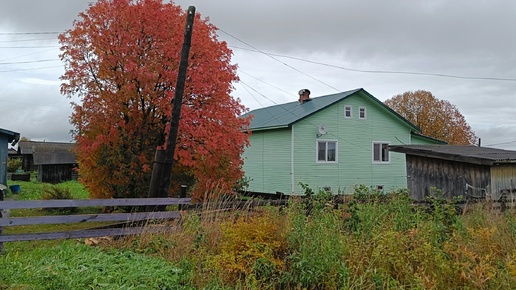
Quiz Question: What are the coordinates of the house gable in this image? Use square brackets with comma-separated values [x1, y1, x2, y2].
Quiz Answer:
[290, 90, 414, 193]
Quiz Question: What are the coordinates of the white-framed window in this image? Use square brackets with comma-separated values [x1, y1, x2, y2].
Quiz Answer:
[317, 140, 337, 163]
[344, 105, 352, 118]
[359, 106, 367, 119]
[373, 142, 390, 163]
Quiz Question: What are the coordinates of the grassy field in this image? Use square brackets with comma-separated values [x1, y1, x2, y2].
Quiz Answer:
[1, 182, 516, 289]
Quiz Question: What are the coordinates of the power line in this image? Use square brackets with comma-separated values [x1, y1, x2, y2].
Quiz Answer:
[484, 140, 516, 147]
[218, 28, 341, 92]
[0, 48, 57, 62]
[0, 45, 59, 48]
[239, 69, 292, 96]
[0, 65, 62, 73]
[231, 46, 516, 83]
[0, 59, 58, 65]
[0, 38, 56, 43]
[0, 32, 61, 35]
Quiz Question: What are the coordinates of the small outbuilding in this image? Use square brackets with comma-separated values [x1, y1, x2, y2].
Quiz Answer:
[17, 141, 77, 184]
[0, 128, 20, 187]
[389, 145, 516, 201]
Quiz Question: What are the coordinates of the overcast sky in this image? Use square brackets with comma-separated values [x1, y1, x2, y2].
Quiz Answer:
[1, 0, 515, 149]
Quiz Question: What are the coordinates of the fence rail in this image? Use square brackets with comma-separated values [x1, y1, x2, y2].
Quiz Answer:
[0, 197, 191, 251]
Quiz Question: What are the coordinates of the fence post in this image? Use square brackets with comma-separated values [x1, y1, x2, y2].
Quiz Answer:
[179, 185, 187, 210]
[0, 185, 5, 252]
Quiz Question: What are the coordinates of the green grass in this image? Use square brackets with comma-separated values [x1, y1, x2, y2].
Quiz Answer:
[0, 240, 193, 289]
[5, 180, 89, 201]
[3, 183, 516, 289]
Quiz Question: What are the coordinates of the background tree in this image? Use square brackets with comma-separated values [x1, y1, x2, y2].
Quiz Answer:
[59, 0, 250, 200]
[384, 90, 477, 145]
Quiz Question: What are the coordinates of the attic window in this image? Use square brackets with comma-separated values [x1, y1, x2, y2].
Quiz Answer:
[344, 105, 352, 118]
[359, 107, 367, 119]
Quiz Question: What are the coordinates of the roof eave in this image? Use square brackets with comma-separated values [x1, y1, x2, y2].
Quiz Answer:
[248, 125, 291, 132]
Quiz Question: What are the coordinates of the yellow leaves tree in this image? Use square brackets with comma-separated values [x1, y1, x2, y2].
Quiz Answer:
[385, 90, 477, 145]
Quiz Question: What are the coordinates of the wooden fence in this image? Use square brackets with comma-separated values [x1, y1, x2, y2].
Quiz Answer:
[0, 197, 191, 252]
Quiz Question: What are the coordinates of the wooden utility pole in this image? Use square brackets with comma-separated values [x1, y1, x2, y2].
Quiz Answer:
[148, 6, 196, 204]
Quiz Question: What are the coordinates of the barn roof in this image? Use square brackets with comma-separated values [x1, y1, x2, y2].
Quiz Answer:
[18, 141, 73, 154]
[389, 144, 516, 166]
[18, 141, 76, 165]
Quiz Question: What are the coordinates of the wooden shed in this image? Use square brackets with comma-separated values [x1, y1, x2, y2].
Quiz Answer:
[389, 145, 516, 201]
[17, 141, 77, 184]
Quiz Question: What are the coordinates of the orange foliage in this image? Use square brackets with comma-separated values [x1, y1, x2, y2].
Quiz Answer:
[384, 90, 477, 145]
[59, 0, 250, 199]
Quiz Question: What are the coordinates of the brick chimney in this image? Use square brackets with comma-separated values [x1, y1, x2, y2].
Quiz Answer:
[298, 89, 311, 104]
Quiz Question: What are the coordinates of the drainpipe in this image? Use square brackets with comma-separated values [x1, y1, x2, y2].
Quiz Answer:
[291, 124, 295, 193]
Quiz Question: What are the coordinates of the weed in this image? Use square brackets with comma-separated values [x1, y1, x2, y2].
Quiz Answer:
[209, 208, 286, 286]
[283, 194, 349, 289]
[41, 185, 78, 214]
[425, 187, 462, 246]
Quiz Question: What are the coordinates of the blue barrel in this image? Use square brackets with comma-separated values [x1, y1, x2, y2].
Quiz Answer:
[9, 185, 20, 194]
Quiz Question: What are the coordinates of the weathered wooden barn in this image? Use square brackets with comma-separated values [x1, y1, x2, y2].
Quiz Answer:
[17, 141, 77, 184]
[389, 145, 516, 201]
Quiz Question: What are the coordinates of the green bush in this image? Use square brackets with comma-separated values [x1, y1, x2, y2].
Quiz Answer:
[41, 185, 78, 214]
[283, 185, 349, 289]
[7, 157, 22, 172]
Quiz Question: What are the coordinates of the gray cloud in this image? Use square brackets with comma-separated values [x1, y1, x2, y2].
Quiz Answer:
[0, 0, 515, 149]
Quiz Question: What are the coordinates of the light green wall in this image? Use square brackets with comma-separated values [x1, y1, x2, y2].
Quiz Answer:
[292, 92, 410, 194]
[242, 91, 435, 195]
[242, 129, 292, 194]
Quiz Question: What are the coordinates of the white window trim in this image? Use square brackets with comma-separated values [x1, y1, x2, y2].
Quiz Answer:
[344, 105, 353, 119]
[316, 139, 338, 163]
[372, 141, 391, 164]
[359, 106, 367, 119]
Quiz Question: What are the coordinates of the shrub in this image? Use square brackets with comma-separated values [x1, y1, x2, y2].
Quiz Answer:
[7, 157, 22, 172]
[41, 185, 77, 214]
[209, 209, 287, 287]
[283, 189, 349, 289]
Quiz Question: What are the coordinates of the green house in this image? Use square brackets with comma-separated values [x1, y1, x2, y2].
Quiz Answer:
[241, 88, 444, 195]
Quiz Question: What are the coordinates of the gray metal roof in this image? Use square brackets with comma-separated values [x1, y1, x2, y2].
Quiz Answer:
[18, 141, 74, 155]
[18, 141, 77, 165]
[242, 89, 359, 131]
[242, 88, 420, 132]
[389, 145, 516, 166]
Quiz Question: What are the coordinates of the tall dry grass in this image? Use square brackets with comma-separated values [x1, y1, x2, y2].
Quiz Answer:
[103, 186, 516, 289]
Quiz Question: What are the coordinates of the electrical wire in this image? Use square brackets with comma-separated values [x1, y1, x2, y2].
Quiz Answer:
[0, 32, 61, 35]
[484, 140, 516, 147]
[218, 28, 341, 92]
[0, 59, 58, 65]
[0, 65, 62, 73]
[231, 45, 516, 82]
[0, 38, 57, 43]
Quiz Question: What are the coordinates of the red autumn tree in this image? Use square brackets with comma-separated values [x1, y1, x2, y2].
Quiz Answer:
[384, 90, 477, 145]
[59, 0, 250, 200]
